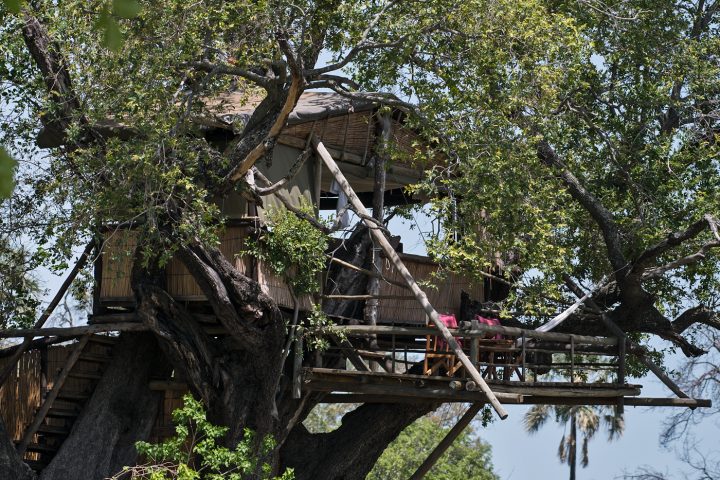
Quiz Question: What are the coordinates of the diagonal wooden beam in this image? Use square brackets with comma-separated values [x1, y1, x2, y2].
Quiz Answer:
[328, 334, 370, 372]
[409, 402, 484, 479]
[314, 139, 508, 419]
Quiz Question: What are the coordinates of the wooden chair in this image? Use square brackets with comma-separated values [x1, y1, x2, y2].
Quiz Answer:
[423, 333, 464, 377]
[423, 315, 464, 377]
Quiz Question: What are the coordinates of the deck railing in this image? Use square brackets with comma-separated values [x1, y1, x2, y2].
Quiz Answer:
[320, 323, 624, 385]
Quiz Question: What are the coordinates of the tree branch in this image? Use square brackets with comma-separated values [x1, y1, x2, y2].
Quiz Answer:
[186, 60, 272, 89]
[222, 37, 305, 186]
[633, 214, 719, 274]
[537, 139, 628, 274]
[672, 305, 720, 334]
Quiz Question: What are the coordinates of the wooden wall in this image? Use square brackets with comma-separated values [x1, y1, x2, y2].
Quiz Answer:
[377, 253, 483, 325]
[98, 228, 482, 324]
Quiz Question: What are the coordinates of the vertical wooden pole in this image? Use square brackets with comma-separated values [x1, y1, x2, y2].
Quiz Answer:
[521, 331, 526, 382]
[409, 403, 484, 479]
[570, 336, 575, 382]
[314, 139, 508, 419]
[364, 115, 390, 371]
[470, 320, 479, 367]
[292, 327, 304, 400]
[617, 334, 626, 414]
[40, 344, 48, 398]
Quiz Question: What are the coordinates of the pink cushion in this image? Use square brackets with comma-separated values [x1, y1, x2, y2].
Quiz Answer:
[475, 315, 502, 339]
[436, 314, 462, 349]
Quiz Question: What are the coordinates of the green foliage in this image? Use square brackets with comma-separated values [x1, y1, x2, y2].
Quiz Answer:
[245, 205, 328, 296]
[113, 394, 294, 480]
[1, 0, 20, 14]
[302, 303, 345, 352]
[0, 238, 39, 328]
[0, 146, 15, 199]
[368, 417, 498, 480]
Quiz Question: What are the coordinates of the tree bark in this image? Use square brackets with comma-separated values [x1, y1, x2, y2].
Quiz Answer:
[40, 333, 170, 480]
[0, 418, 35, 480]
[280, 402, 436, 480]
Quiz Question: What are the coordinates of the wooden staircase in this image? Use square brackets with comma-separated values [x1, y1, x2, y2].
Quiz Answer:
[16, 334, 118, 472]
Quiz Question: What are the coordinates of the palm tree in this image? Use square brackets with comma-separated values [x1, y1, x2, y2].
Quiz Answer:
[524, 403, 624, 480]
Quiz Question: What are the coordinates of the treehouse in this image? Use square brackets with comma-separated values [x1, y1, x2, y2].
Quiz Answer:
[96, 91, 485, 323]
[0, 92, 711, 476]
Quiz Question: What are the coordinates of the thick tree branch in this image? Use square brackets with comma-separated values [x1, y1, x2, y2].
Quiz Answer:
[21, 15, 138, 148]
[187, 60, 272, 89]
[537, 139, 628, 274]
[177, 243, 264, 347]
[281, 402, 436, 480]
[632, 215, 720, 273]
[135, 284, 219, 404]
[222, 45, 304, 187]
[673, 305, 720, 334]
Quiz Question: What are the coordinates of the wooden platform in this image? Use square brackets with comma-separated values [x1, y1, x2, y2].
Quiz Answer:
[303, 368, 643, 404]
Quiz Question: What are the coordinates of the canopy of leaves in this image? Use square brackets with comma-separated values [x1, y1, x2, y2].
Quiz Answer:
[0, 0, 718, 362]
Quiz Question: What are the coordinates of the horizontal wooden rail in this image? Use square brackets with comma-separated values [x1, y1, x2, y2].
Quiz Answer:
[0, 323, 148, 338]
[318, 394, 711, 408]
[333, 324, 618, 347]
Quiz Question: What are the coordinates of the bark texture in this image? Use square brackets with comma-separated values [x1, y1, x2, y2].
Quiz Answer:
[280, 402, 435, 480]
[0, 419, 35, 480]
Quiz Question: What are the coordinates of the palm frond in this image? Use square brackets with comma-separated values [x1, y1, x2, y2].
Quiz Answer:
[581, 437, 589, 468]
[524, 404, 551, 433]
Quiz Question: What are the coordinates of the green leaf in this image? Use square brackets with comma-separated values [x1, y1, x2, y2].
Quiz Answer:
[102, 16, 124, 52]
[112, 0, 141, 19]
[2, 0, 21, 14]
[0, 146, 17, 199]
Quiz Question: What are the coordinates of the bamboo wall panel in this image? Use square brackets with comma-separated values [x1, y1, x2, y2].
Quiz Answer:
[98, 231, 480, 320]
[0, 351, 41, 441]
[99, 227, 254, 302]
[377, 254, 484, 325]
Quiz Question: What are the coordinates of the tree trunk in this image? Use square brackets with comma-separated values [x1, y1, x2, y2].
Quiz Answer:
[280, 402, 436, 480]
[40, 333, 170, 480]
[0, 418, 35, 480]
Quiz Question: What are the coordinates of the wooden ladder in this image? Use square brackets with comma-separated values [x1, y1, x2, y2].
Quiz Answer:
[16, 334, 117, 472]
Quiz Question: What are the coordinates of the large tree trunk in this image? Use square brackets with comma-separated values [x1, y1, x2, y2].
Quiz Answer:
[280, 402, 436, 480]
[0, 419, 35, 480]
[40, 333, 170, 480]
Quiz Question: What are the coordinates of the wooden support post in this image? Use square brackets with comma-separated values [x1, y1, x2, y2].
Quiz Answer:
[570, 336, 575, 382]
[364, 115, 390, 372]
[293, 327, 304, 399]
[314, 139, 508, 419]
[617, 335, 626, 414]
[521, 331, 526, 382]
[0, 241, 95, 388]
[17, 334, 91, 456]
[409, 403, 484, 479]
[470, 320, 479, 366]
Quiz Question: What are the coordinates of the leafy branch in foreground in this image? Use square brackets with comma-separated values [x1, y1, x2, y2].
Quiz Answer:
[111, 394, 294, 480]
